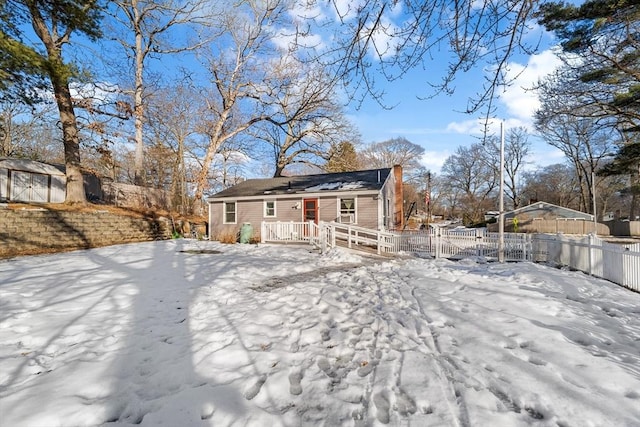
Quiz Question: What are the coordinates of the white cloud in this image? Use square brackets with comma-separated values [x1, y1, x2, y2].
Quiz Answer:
[445, 118, 487, 135]
[525, 146, 566, 170]
[420, 150, 450, 173]
[499, 49, 563, 125]
[289, 1, 325, 22]
[271, 26, 325, 51]
[331, 0, 366, 21]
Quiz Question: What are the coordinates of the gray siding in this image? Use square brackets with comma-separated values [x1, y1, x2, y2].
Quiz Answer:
[355, 196, 379, 229]
[208, 193, 385, 241]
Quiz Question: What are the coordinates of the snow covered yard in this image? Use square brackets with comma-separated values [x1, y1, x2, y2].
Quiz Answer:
[0, 240, 639, 427]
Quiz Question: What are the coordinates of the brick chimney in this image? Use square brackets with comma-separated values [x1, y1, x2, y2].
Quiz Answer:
[393, 165, 403, 229]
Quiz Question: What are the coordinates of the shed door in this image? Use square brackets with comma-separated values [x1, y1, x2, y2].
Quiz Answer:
[11, 171, 31, 201]
[10, 171, 49, 202]
[31, 173, 49, 202]
[303, 198, 318, 224]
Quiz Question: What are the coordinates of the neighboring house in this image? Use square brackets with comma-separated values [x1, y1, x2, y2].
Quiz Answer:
[490, 201, 598, 234]
[206, 166, 404, 241]
[0, 158, 66, 203]
[504, 201, 593, 222]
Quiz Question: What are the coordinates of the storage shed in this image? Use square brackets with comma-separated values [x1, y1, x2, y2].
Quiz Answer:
[0, 158, 66, 203]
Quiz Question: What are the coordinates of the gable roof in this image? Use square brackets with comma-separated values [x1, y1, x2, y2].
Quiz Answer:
[207, 168, 392, 200]
[0, 158, 65, 176]
[505, 201, 593, 220]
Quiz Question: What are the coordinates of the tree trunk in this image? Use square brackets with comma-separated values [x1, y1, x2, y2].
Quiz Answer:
[133, 0, 145, 185]
[28, 1, 86, 204]
[193, 133, 223, 215]
[51, 76, 86, 204]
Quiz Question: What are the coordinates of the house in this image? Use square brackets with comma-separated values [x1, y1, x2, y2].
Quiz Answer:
[492, 201, 598, 234]
[504, 201, 593, 222]
[206, 166, 404, 241]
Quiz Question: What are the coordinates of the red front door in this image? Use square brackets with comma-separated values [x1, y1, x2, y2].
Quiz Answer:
[303, 198, 318, 224]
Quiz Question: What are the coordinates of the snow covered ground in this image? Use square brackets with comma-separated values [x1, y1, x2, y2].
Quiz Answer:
[1, 240, 639, 427]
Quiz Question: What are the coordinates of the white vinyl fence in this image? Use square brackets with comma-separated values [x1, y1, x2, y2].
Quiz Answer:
[531, 234, 640, 292]
[260, 222, 639, 291]
[394, 228, 531, 261]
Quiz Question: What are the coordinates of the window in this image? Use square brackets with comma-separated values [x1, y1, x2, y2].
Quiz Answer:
[340, 198, 355, 214]
[339, 198, 355, 223]
[264, 200, 276, 217]
[224, 202, 236, 224]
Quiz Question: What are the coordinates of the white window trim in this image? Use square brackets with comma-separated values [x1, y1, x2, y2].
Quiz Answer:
[264, 200, 277, 218]
[223, 201, 237, 224]
[338, 197, 357, 224]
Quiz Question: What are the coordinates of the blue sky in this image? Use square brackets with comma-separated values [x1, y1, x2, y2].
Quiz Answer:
[346, 46, 567, 174]
[319, 2, 571, 175]
[33, 1, 570, 177]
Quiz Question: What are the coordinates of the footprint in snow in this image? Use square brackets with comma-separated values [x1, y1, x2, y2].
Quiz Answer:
[289, 369, 303, 395]
[317, 357, 335, 377]
[244, 375, 266, 400]
[357, 360, 376, 377]
[394, 387, 417, 416]
[373, 390, 391, 424]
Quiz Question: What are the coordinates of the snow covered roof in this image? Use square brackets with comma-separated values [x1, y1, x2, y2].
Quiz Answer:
[208, 168, 392, 199]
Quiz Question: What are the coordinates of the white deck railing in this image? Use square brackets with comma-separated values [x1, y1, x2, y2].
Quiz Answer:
[260, 222, 639, 291]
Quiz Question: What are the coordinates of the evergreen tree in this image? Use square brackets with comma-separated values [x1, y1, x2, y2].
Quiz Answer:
[0, 0, 104, 203]
[537, 0, 640, 127]
[537, 0, 640, 218]
[325, 141, 360, 172]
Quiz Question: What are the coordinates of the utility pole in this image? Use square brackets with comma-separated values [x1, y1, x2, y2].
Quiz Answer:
[426, 171, 431, 229]
[592, 172, 597, 235]
[499, 121, 505, 263]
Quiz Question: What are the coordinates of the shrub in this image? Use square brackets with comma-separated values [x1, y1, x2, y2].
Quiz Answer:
[218, 232, 237, 244]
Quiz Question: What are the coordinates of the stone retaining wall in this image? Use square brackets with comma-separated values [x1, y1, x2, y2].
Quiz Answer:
[0, 209, 173, 258]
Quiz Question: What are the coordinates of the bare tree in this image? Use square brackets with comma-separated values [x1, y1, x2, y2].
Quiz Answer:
[535, 90, 619, 214]
[440, 142, 498, 225]
[0, 101, 63, 161]
[485, 126, 531, 209]
[191, 0, 289, 213]
[358, 137, 425, 179]
[311, 0, 539, 118]
[109, 0, 210, 185]
[254, 54, 358, 177]
[520, 163, 582, 209]
[145, 83, 202, 213]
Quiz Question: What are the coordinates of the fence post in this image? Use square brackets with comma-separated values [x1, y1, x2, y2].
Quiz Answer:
[588, 233, 595, 276]
[435, 227, 441, 259]
[319, 221, 326, 253]
[261, 222, 266, 243]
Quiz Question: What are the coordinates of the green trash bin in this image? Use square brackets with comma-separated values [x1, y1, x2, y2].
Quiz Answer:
[240, 223, 253, 243]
